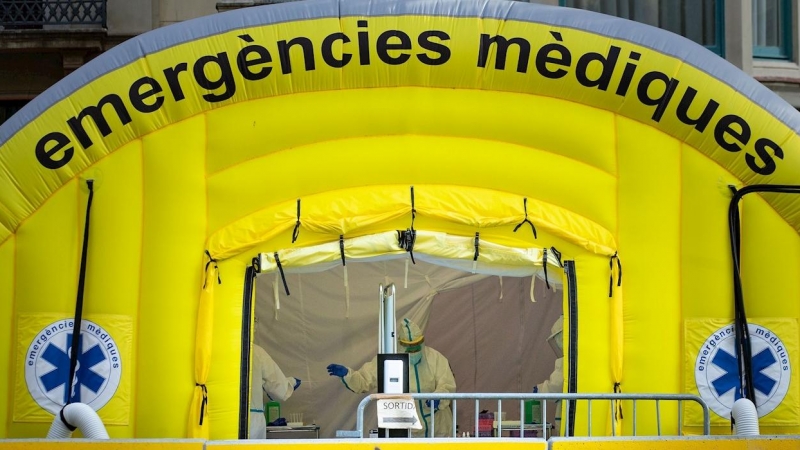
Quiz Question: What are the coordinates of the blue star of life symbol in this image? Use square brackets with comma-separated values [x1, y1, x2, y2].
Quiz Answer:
[39, 333, 107, 404]
[710, 347, 777, 401]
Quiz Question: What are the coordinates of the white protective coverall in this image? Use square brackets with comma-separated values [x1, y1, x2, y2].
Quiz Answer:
[536, 315, 564, 393]
[535, 316, 564, 432]
[249, 344, 298, 439]
[339, 319, 457, 437]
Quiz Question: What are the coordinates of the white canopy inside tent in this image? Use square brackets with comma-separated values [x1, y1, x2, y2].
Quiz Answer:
[252, 233, 565, 438]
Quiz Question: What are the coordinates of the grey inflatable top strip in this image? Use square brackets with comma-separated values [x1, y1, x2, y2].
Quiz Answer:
[1, 0, 798, 147]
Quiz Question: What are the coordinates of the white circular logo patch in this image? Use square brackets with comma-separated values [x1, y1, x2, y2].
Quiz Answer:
[695, 323, 790, 418]
[25, 319, 122, 413]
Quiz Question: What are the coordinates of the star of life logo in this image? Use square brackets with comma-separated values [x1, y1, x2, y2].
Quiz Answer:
[695, 323, 790, 419]
[25, 319, 121, 414]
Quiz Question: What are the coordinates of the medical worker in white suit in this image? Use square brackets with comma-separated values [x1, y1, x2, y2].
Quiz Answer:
[535, 315, 564, 394]
[327, 318, 457, 437]
[249, 344, 301, 439]
[533, 315, 564, 432]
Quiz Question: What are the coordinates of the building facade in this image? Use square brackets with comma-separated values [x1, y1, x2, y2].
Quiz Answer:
[0, 0, 798, 124]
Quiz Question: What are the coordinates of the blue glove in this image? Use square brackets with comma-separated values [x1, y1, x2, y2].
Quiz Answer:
[327, 363, 348, 378]
[269, 417, 287, 427]
[293, 378, 301, 390]
[533, 386, 539, 393]
[426, 399, 440, 410]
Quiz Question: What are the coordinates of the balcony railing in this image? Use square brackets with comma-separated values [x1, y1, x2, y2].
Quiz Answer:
[1, 0, 106, 29]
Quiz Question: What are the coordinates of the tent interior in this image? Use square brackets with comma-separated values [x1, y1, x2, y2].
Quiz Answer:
[250, 256, 565, 438]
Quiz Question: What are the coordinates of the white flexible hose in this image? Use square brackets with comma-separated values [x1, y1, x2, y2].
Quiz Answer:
[46, 403, 109, 439]
[731, 398, 760, 436]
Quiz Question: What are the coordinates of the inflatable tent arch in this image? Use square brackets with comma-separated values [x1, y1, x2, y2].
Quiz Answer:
[0, 0, 799, 440]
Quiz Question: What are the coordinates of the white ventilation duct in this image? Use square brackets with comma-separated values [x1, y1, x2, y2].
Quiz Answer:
[731, 398, 760, 436]
[46, 403, 109, 439]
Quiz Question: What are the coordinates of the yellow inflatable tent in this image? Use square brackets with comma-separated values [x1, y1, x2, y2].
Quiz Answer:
[0, 0, 798, 440]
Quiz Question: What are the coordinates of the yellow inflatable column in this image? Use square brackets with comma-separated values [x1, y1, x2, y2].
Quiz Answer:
[78, 141, 144, 437]
[739, 193, 800, 435]
[617, 117, 682, 435]
[10, 180, 79, 438]
[680, 146, 739, 434]
[137, 115, 207, 437]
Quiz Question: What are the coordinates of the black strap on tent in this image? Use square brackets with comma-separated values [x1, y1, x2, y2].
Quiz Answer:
[543, 248, 550, 289]
[613, 383, 623, 420]
[550, 246, 563, 267]
[292, 199, 301, 243]
[339, 235, 346, 266]
[513, 197, 538, 239]
[203, 250, 221, 288]
[410, 186, 416, 229]
[403, 186, 418, 264]
[237, 261, 258, 437]
[196, 383, 208, 425]
[473, 232, 480, 261]
[727, 184, 800, 404]
[608, 252, 622, 297]
[397, 229, 417, 258]
[67, 179, 95, 405]
[274, 252, 290, 295]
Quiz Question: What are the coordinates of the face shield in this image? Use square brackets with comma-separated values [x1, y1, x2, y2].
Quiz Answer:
[398, 318, 424, 364]
[546, 316, 564, 358]
[546, 330, 563, 358]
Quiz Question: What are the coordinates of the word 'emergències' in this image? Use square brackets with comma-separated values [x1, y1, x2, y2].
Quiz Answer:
[35, 21, 450, 170]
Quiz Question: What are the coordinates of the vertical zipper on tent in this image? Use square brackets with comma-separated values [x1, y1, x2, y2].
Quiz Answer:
[513, 197, 538, 239]
[238, 262, 257, 439]
[292, 199, 301, 243]
[67, 179, 95, 405]
[727, 184, 800, 403]
[564, 260, 579, 437]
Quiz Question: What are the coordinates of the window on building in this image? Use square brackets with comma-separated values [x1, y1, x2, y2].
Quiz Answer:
[0, 100, 29, 126]
[560, 0, 724, 56]
[753, 0, 792, 59]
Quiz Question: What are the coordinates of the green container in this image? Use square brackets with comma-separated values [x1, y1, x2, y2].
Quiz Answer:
[524, 400, 542, 424]
[266, 401, 281, 424]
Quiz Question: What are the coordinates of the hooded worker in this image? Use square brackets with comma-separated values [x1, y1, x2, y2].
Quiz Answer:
[535, 315, 564, 394]
[249, 344, 301, 439]
[326, 318, 457, 438]
[533, 315, 563, 433]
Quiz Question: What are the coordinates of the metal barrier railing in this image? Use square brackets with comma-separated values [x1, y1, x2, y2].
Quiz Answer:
[335, 393, 710, 438]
